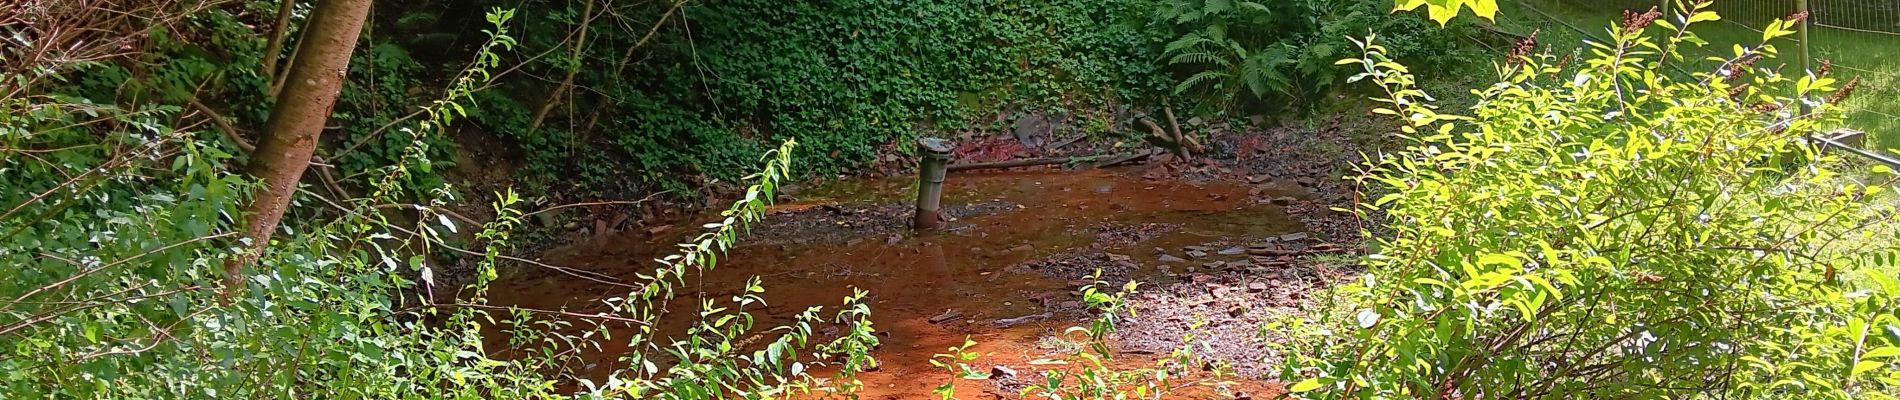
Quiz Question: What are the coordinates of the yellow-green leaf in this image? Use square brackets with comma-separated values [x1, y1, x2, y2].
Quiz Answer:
[1853, 360, 1885, 376]
[1290, 378, 1323, 392]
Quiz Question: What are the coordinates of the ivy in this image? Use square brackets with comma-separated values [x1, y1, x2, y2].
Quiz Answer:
[468, 0, 1173, 194]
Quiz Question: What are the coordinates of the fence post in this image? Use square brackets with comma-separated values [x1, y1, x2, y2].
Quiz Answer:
[1796, 0, 1813, 116]
[913, 138, 953, 230]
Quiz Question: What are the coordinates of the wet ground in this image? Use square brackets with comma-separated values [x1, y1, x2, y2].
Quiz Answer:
[486, 117, 1374, 398]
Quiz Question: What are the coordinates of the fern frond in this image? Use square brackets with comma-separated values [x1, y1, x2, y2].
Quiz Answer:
[1163, 33, 1211, 54]
[1237, 1, 1271, 14]
[1173, 70, 1230, 95]
[1205, 0, 1231, 16]
[1168, 50, 1230, 67]
[1239, 44, 1294, 97]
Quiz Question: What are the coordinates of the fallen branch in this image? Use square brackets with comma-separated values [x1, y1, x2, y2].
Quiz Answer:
[420, 303, 648, 325]
[947, 153, 1128, 173]
[1091, 150, 1156, 169]
[520, 191, 668, 219]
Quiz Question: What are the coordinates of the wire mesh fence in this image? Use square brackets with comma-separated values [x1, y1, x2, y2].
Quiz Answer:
[1557, 0, 1900, 34]
[1508, 0, 1900, 152]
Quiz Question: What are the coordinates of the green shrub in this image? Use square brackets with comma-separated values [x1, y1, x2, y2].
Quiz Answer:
[1159, 0, 1482, 112]
[1276, 3, 1900, 398]
[2, 7, 878, 398]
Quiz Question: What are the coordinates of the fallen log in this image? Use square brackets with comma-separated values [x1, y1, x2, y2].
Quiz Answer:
[1091, 150, 1155, 169]
[947, 152, 1148, 173]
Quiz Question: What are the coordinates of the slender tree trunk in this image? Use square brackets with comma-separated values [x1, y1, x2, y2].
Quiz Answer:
[261, 0, 298, 82]
[270, 8, 318, 98]
[227, 0, 374, 294]
[527, 0, 596, 134]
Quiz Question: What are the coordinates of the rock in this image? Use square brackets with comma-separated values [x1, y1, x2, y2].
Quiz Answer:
[1272, 196, 1298, 205]
[929, 309, 962, 324]
[1186, 250, 1209, 259]
[1106, 253, 1133, 263]
[990, 365, 1019, 380]
[1184, 245, 1210, 252]
[1279, 232, 1310, 243]
[1058, 300, 1083, 309]
[645, 224, 673, 235]
[1226, 260, 1253, 269]
[1203, 261, 1226, 269]
[1158, 254, 1187, 263]
[1218, 247, 1245, 256]
[1247, 282, 1268, 292]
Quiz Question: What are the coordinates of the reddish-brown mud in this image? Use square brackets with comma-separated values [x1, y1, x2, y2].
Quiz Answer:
[489, 167, 1317, 398]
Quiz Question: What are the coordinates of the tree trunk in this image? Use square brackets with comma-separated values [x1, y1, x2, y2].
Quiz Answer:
[260, 0, 298, 82]
[527, 0, 597, 135]
[227, 0, 374, 294]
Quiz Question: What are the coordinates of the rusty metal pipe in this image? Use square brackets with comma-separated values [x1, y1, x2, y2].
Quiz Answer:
[914, 138, 953, 230]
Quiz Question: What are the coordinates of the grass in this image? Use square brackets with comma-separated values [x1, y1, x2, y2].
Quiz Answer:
[1490, 0, 1900, 151]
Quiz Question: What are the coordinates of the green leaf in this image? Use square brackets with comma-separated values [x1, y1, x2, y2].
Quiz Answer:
[1853, 360, 1885, 376]
[1866, 347, 1900, 359]
[1290, 378, 1323, 392]
[1686, 11, 1721, 24]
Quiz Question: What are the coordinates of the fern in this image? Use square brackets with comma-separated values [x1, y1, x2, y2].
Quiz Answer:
[1239, 44, 1293, 97]
[1173, 69, 1232, 95]
[1204, 0, 1231, 16]
[1160, 0, 1464, 109]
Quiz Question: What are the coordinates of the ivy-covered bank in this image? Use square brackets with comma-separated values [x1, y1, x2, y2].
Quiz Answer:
[442, 0, 1478, 197]
[465, 0, 1174, 196]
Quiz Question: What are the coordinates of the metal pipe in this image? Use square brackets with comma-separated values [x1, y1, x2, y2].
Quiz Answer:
[914, 138, 953, 230]
[1813, 133, 1900, 169]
